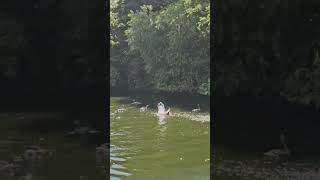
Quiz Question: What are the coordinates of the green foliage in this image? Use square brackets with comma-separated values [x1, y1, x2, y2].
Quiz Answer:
[125, 0, 210, 95]
[110, 0, 122, 47]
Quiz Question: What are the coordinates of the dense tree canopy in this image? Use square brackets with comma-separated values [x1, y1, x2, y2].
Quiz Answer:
[110, 0, 210, 95]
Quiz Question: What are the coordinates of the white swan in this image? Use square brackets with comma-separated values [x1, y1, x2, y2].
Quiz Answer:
[264, 130, 291, 159]
[140, 105, 149, 112]
[264, 143, 290, 158]
[157, 102, 171, 115]
[192, 104, 201, 112]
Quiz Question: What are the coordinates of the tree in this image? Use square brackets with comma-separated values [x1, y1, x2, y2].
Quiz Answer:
[125, 0, 210, 95]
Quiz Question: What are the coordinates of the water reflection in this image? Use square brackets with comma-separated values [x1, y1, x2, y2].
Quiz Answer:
[156, 114, 169, 125]
[158, 124, 167, 135]
[111, 168, 131, 176]
[110, 143, 132, 179]
[110, 176, 121, 180]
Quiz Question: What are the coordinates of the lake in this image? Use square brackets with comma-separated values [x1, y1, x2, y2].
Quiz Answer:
[0, 112, 106, 180]
[110, 97, 210, 180]
[213, 146, 320, 180]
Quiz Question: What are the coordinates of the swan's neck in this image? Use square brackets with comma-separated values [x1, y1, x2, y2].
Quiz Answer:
[282, 143, 290, 154]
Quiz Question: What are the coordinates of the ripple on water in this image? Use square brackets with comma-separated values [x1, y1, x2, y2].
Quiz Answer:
[110, 97, 210, 179]
[110, 168, 132, 176]
[110, 143, 132, 179]
[110, 156, 126, 162]
[110, 176, 121, 180]
[112, 164, 125, 169]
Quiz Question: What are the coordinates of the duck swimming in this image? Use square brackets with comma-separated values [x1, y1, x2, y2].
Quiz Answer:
[23, 145, 56, 161]
[0, 160, 13, 171]
[192, 104, 201, 113]
[131, 99, 142, 106]
[68, 121, 101, 135]
[0, 160, 20, 176]
[117, 105, 126, 113]
[140, 105, 149, 112]
[68, 126, 101, 136]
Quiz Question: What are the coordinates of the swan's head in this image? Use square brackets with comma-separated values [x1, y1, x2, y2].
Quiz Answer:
[157, 102, 164, 108]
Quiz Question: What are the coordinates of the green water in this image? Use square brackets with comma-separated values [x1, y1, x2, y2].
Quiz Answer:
[0, 112, 106, 180]
[110, 97, 210, 180]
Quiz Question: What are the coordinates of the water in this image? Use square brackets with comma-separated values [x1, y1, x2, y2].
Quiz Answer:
[213, 129, 320, 180]
[0, 112, 106, 180]
[213, 126, 320, 180]
[213, 147, 320, 180]
[110, 97, 210, 180]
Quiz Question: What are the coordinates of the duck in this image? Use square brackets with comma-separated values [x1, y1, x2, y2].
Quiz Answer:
[166, 108, 171, 115]
[140, 105, 149, 112]
[23, 145, 56, 161]
[192, 104, 201, 113]
[131, 99, 142, 106]
[70, 120, 101, 135]
[68, 126, 101, 135]
[24, 146, 42, 161]
[0, 160, 19, 176]
[117, 105, 126, 113]
[0, 160, 12, 171]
